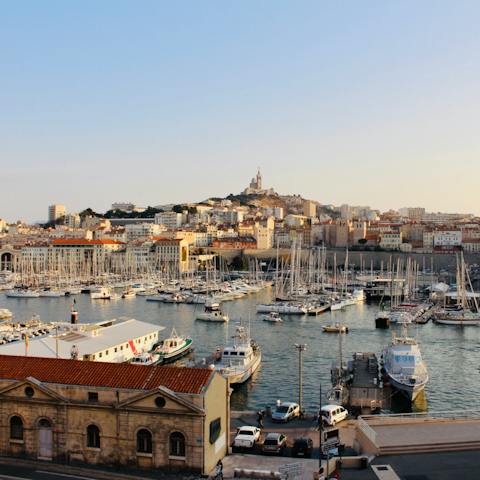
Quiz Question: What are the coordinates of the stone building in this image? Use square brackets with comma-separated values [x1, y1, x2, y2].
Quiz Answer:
[0, 355, 229, 475]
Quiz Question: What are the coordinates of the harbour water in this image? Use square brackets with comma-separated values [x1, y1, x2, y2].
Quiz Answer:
[1, 289, 479, 413]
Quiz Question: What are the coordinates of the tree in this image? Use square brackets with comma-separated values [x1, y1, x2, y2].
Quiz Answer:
[172, 205, 184, 214]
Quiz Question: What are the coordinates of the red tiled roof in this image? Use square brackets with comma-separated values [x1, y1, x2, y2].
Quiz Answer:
[52, 239, 124, 245]
[0, 355, 213, 394]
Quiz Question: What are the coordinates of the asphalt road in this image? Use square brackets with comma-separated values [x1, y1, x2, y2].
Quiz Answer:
[0, 465, 106, 480]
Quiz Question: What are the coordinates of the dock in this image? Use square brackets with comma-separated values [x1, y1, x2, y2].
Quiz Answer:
[347, 352, 391, 414]
[307, 304, 331, 315]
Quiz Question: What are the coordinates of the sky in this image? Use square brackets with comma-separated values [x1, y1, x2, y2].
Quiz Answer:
[1, 0, 480, 222]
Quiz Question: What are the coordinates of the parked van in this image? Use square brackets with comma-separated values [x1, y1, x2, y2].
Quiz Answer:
[320, 404, 348, 426]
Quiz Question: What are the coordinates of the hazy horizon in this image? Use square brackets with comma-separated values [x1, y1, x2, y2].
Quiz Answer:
[2, 1, 480, 222]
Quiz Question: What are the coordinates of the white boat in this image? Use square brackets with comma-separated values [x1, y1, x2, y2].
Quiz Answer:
[90, 287, 112, 300]
[0, 308, 13, 320]
[330, 300, 344, 311]
[256, 303, 308, 314]
[435, 310, 480, 326]
[130, 351, 162, 366]
[39, 289, 64, 298]
[261, 312, 283, 323]
[153, 328, 193, 363]
[5, 289, 40, 298]
[121, 288, 136, 299]
[196, 308, 229, 322]
[214, 325, 261, 385]
[382, 321, 429, 401]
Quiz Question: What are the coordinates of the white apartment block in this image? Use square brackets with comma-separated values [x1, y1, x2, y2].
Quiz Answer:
[125, 223, 163, 241]
[154, 238, 189, 273]
[254, 224, 273, 250]
[433, 230, 462, 247]
[154, 212, 183, 229]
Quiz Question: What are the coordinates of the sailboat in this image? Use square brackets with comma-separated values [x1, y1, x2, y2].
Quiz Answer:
[434, 254, 480, 326]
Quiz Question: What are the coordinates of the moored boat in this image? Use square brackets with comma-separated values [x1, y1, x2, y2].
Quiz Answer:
[261, 312, 283, 323]
[153, 328, 193, 363]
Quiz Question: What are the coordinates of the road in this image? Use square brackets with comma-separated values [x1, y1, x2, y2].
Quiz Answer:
[0, 466, 106, 480]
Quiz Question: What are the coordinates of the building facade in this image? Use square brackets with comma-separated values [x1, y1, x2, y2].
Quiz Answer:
[0, 355, 229, 474]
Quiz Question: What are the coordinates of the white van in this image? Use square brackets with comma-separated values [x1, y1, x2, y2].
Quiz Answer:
[320, 404, 348, 426]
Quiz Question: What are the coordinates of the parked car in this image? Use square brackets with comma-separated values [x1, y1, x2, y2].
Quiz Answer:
[320, 404, 348, 426]
[271, 402, 300, 422]
[233, 426, 261, 449]
[262, 432, 288, 455]
[292, 437, 313, 458]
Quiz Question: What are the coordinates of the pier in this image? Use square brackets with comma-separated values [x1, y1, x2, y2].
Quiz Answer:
[347, 352, 390, 414]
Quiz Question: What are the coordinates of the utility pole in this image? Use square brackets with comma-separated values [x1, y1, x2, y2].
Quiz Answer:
[294, 343, 307, 415]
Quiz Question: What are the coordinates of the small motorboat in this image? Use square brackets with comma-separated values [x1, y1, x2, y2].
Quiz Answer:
[261, 312, 283, 323]
[322, 323, 349, 334]
[121, 288, 136, 299]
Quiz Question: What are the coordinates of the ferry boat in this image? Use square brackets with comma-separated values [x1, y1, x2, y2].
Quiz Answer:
[214, 325, 261, 386]
[382, 320, 429, 401]
[153, 328, 193, 363]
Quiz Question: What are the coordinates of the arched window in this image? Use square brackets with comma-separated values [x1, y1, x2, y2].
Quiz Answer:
[10, 416, 23, 440]
[136, 429, 152, 454]
[86, 424, 100, 449]
[169, 432, 185, 457]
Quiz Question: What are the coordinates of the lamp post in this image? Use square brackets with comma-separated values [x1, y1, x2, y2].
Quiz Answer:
[294, 343, 307, 416]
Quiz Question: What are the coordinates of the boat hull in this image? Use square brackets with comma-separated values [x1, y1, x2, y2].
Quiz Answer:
[387, 374, 427, 402]
[159, 339, 193, 363]
[224, 351, 262, 386]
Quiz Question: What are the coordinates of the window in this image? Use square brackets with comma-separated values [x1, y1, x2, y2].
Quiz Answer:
[87, 424, 100, 448]
[169, 432, 185, 457]
[10, 416, 23, 440]
[209, 418, 221, 444]
[88, 392, 98, 402]
[155, 396, 166, 408]
[25, 386, 34, 397]
[137, 429, 152, 454]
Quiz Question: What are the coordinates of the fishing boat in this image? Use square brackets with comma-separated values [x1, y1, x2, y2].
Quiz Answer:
[261, 312, 283, 323]
[130, 351, 162, 366]
[382, 320, 429, 401]
[323, 323, 349, 334]
[153, 328, 193, 363]
[214, 325, 261, 385]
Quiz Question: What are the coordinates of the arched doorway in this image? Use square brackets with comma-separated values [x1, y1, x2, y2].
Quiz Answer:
[1, 252, 13, 271]
[38, 418, 53, 460]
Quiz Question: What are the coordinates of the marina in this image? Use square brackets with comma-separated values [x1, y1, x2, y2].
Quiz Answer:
[1, 283, 479, 414]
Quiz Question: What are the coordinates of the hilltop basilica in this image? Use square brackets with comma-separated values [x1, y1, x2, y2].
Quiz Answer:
[242, 169, 275, 196]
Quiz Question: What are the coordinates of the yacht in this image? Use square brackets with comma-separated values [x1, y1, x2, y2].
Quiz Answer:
[214, 325, 261, 385]
[382, 320, 429, 401]
[153, 328, 193, 363]
[256, 303, 308, 315]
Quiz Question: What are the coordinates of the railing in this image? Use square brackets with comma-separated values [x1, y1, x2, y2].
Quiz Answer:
[361, 409, 480, 422]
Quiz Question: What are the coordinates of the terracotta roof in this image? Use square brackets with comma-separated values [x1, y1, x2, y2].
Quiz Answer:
[52, 239, 124, 245]
[0, 355, 213, 394]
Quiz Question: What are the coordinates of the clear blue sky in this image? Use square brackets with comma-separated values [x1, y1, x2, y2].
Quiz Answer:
[1, 1, 479, 222]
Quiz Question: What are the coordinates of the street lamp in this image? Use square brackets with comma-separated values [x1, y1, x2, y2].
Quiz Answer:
[294, 343, 307, 416]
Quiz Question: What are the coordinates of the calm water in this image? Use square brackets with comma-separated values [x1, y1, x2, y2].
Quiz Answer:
[1, 289, 479, 413]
